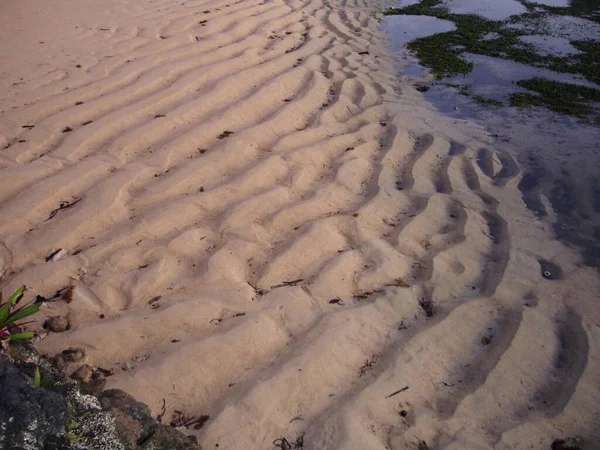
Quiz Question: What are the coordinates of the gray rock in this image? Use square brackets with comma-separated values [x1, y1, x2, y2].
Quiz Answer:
[60, 348, 86, 364]
[80, 377, 107, 397]
[72, 364, 93, 383]
[98, 390, 199, 449]
[2, 342, 198, 450]
[98, 389, 157, 446]
[6, 340, 41, 364]
[552, 437, 584, 450]
[43, 434, 83, 449]
[54, 348, 86, 371]
[0, 358, 68, 449]
[141, 425, 199, 450]
[71, 364, 106, 396]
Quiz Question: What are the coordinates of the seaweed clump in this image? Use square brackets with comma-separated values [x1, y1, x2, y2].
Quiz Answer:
[510, 77, 600, 118]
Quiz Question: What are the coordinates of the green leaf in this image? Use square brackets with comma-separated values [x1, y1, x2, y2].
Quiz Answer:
[0, 303, 9, 324]
[8, 286, 25, 306]
[4, 303, 41, 326]
[8, 331, 35, 341]
[34, 367, 41, 387]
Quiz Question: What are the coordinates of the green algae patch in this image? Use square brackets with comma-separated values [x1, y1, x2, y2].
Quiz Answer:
[570, 40, 600, 84]
[510, 77, 600, 118]
[473, 95, 504, 106]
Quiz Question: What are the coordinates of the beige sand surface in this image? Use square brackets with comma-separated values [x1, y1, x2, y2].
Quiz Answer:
[1, 0, 599, 448]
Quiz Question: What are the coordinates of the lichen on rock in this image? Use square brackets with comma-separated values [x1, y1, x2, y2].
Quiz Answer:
[1, 341, 199, 450]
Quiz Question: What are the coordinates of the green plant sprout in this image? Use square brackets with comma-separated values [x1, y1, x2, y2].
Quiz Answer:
[0, 286, 41, 348]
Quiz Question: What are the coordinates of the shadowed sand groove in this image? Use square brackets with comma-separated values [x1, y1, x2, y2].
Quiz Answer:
[1, 0, 600, 449]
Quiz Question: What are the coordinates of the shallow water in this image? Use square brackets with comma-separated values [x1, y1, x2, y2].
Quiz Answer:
[518, 34, 581, 56]
[446, 53, 596, 99]
[381, 14, 456, 45]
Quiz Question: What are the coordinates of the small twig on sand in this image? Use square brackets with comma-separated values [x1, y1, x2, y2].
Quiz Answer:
[156, 399, 166, 423]
[385, 386, 409, 399]
[247, 281, 264, 296]
[271, 279, 304, 289]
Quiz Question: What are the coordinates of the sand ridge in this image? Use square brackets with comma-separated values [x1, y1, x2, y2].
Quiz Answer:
[1, 0, 599, 448]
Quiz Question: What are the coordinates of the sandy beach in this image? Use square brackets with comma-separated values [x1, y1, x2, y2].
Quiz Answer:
[1, 0, 599, 448]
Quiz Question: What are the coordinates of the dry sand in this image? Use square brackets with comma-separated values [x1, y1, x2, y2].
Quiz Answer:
[1, 0, 599, 448]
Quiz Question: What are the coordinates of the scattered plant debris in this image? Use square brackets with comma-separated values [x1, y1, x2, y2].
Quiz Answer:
[157, 398, 167, 423]
[248, 281, 265, 296]
[353, 288, 384, 300]
[273, 438, 292, 450]
[359, 354, 380, 377]
[385, 278, 410, 288]
[53, 286, 74, 303]
[170, 410, 210, 430]
[46, 198, 82, 221]
[271, 279, 304, 289]
[217, 130, 234, 139]
[273, 433, 304, 449]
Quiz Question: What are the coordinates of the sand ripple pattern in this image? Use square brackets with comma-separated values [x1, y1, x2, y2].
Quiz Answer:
[1, 0, 598, 449]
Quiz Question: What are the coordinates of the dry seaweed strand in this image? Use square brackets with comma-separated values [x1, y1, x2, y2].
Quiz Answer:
[170, 410, 209, 430]
[46, 198, 82, 221]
